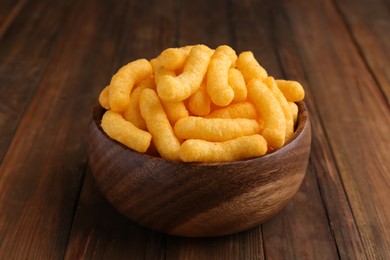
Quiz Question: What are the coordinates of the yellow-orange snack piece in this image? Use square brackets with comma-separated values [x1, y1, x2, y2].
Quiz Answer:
[139, 88, 181, 160]
[109, 59, 152, 112]
[99, 44, 306, 162]
[206, 102, 257, 119]
[151, 58, 176, 84]
[247, 79, 286, 149]
[236, 51, 268, 82]
[123, 78, 155, 130]
[174, 116, 261, 142]
[228, 68, 247, 102]
[101, 110, 152, 153]
[264, 76, 294, 140]
[289, 102, 299, 126]
[207, 45, 237, 106]
[151, 58, 189, 124]
[161, 100, 189, 125]
[99, 86, 110, 110]
[179, 134, 267, 162]
[157, 46, 193, 70]
[157, 45, 213, 102]
[275, 79, 305, 102]
[188, 80, 211, 116]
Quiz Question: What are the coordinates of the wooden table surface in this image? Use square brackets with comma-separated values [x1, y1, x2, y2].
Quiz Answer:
[1, 0, 389, 259]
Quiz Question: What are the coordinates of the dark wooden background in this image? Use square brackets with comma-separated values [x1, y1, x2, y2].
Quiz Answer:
[0, 0, 389, 259]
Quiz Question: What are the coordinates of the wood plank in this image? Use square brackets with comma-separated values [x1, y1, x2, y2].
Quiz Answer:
[230, 0, 342, 258]
[0, 0, 131, 258]
[0, 0, 74, 164]
[281, 0, 390, 257]
[230, 0, 284, 79]
[64, 170, 165, 260]
[335, 0, 390, 104]
[271, 4, 366, 259]
[166, 228, 263, 260]
[0, 0, 27, 38]
[261, 167, 339, 259]
[178, 0, 233, 48]
[63, 0, 178, 258]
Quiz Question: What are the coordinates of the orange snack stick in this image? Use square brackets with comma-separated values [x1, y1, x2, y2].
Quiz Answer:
[151, 58, 176, 84]
[101, 110, 152, 153]
[161, 100, 189, 125]
[228, 68, 247, 102]
[99, 86, 110, 110]
[188, 80, 211, 116]
[123, 78, 155, 130]
[207, 45, 237, 106]
[157, 46, 193, 70]
[157, 45, 213, 102]
[174, 116, 261, 142]
[264, 76, 294, 140]
[289, 101, 299, 126]
[247, 79, 286, 149]
[109, 59, 152, 112]
[179, 134, 267, 162]
[236, 51, 267, 82]
[275, 79, 305, 102]
[139, 88, 181, 160]
[206, 102, 257, 119]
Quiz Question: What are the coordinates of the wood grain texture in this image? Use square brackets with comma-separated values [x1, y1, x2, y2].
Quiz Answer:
[282, 0, 390, 257]
[335, 0, 390, 104]
[0, 0, 128, 258]
[164, 0, 269, 257]
[178, 0, 233, 48]
[64, 170, 165, 260]
[272, 2, 366, 258]
[64, 0, 177, 258]
[230, 1, 341, 258]
[230, 0, 283, 78]
[166, 227, 263, 260]
[0, 0, 74, 164]
[0, 0, 27, 38]
[88, 102, 310, 237]
[0, 0, 389, 258]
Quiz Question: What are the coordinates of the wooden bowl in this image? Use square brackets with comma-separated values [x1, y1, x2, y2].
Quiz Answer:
[88, 102, 311, 237]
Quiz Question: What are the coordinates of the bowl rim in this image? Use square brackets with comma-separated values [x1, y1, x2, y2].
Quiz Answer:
[91, 101, 310, 166]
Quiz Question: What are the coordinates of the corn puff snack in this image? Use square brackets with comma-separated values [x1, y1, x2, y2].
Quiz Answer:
[123, 78, 155, 130]
[98, 44, 305, 162]
[139, 88, 181, 160]
[180, 134, 267, 163]
[206, 102, 257, 119]
[101, 110, 152, 153]
[207, 45, 237, 106]
[237, 51, 268, 82]
[188, 80, 211, 116]
[157, 45, 213, 102]
[151, 58, 176, 84]
[174, 117, 261, 142]
[289, 101, 299, 126]
[109, 59, 152, 112]
[228, 68, 247, 102]
[264, 76, 294, 140]
[275, 79, 305, 102]
[157, 46, 193, 70]
[98, 86, 110, 110]
[248, 79, 286, 149]
[161, 100, 189, 125]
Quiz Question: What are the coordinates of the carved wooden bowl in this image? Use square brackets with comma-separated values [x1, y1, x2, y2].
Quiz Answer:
[88, 102, 311, 237]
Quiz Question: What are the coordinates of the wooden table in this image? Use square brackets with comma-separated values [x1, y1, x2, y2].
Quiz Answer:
[1, 0, 389, 259]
